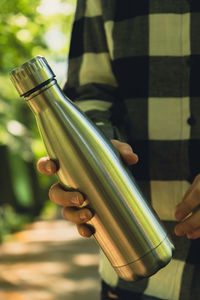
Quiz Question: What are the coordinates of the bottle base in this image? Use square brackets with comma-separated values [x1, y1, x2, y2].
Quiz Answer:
[114, 235, 174, 282]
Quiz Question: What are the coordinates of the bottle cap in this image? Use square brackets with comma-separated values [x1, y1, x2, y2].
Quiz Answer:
[10, 55, 55, 96]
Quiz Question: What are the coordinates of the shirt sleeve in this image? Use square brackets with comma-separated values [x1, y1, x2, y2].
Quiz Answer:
[63, 0, 119, 139]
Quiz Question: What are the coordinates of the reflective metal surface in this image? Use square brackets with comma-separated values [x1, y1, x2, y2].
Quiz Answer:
[10, 56, 174, 281]
[10, 56, 55, 96]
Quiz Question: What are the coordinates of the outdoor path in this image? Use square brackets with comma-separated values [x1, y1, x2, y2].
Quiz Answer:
[0, 220, 101, 300]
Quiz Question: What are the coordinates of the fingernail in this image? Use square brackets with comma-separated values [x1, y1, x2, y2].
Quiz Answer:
[71, 194, 80, 205]
[45, 161, 52, 173]
[80, 210, 91, 221]
[80, 228, 89, 237]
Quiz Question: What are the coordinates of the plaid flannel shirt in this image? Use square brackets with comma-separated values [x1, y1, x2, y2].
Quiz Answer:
[63, 1, 200, 299]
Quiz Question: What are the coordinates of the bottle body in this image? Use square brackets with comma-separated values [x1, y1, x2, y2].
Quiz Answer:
[26, 81, 173, 281]
[10, 56, 174, 281]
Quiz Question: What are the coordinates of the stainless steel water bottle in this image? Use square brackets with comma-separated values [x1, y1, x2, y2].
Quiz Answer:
[10, 56, 174, 281]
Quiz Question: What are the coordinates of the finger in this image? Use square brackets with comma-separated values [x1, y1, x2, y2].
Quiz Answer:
[49, 182, 85, 207]
[37, 157, 58, 175]
[111, 139, 138, 165]
[175, 187, 200, 221]
[174, 209, 200, 237]
[180, 174, 200, 205]
[62, 206, 93, 224]
[175, 174, 200, 221]
[77, 224, 94, 238]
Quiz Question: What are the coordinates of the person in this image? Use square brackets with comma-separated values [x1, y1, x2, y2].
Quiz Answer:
[37, 1, 200, 299]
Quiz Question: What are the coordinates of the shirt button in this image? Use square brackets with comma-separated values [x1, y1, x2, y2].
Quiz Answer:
[187, 116, 196, 126]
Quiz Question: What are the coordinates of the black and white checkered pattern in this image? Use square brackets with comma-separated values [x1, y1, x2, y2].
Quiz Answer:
[63, 1, 200, 299]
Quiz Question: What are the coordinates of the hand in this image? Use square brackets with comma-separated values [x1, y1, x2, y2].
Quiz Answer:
[37, 140, 138, 238]
[174, 174, 200, 239]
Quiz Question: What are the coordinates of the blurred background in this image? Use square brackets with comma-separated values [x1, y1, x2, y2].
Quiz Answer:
[0, 0, 100, 299]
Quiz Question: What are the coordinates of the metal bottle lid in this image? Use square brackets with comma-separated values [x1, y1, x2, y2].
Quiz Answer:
[10, 55, 55, 96]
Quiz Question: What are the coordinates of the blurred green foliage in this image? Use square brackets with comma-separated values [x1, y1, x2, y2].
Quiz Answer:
[0, 0, 76, 240]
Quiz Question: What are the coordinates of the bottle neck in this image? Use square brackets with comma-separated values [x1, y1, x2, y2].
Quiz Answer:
[24, 79, 69, 116]
[24, 79, 57, 101]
